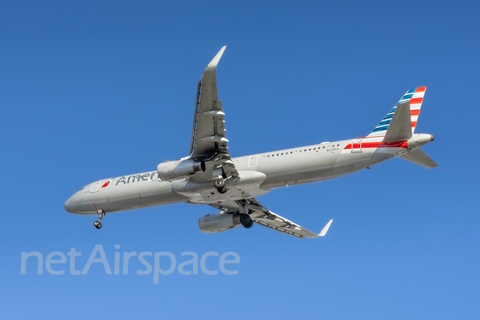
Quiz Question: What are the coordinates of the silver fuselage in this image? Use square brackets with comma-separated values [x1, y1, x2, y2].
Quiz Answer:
[64, 133, 433, 215]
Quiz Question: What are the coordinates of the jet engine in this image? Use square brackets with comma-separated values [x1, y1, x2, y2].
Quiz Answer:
[199, 213, 253, 234]
[157, 159, 206, 181]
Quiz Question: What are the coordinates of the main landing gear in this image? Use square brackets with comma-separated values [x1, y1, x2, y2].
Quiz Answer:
[214, 179, 228, 194]
[94, 210, 105, 229]
[239, 214, 253, 229]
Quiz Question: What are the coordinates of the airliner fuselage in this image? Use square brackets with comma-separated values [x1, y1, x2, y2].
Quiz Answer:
[65, 134, 433, 215]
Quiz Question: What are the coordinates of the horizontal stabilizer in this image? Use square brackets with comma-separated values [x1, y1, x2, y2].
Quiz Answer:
[400, 148, 438, 168]
[383, 102, 413, 142]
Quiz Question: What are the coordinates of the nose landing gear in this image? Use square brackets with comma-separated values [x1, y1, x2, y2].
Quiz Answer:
[94, 210, 105, 229]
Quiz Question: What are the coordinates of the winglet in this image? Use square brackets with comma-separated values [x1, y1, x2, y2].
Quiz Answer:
[318, 219, 333, 237]
[206, 46, 226, 70]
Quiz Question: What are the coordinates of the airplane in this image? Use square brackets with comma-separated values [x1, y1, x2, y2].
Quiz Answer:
[64, 46, 437, 239]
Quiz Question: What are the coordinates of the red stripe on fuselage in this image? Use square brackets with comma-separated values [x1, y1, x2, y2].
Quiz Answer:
[344, 140, 408, 150]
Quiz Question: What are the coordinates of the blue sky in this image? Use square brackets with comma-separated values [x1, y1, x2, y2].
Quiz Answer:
[1, 1, 479, 319]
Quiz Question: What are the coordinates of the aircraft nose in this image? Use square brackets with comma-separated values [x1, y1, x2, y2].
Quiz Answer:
[64, 193, 80, 214]
[64, 197, 74, 213]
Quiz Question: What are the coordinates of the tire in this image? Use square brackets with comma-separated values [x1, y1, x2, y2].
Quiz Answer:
[239, 214, 253, 229]
[214, 179, 225, 188]
[217, 184, 228, 194]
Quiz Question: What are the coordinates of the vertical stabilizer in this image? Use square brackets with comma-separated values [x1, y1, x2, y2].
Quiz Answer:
[367, 87, 426, 138]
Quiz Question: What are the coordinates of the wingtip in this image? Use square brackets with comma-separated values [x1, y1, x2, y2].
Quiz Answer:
[318, 219, 333, 237]
[206, 46, 227, 69]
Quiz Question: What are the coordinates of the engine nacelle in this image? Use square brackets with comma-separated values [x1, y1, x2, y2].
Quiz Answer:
[198, 213, 243, 234]
[157, 159, 205, 181]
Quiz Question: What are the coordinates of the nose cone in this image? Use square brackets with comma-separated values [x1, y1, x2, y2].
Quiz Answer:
[64, 191, 83, 214]
[64, 196, 75, 213]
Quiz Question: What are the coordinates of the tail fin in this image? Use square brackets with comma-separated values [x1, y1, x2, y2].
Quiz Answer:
[367, 87, 426, 138]
[400, 148, 438, 168]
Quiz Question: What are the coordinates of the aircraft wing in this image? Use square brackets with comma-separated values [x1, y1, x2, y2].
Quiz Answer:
[210, 198, 333, 239]
[189, 46, 239, 182]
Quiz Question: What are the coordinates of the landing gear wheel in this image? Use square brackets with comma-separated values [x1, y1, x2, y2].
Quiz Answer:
[93, 210, 105, 230]
[239, 214, 253, 229]
[216, 184, 228, 194]
[214, 179, 225, 188]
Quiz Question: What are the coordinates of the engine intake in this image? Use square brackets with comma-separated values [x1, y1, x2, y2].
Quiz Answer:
[157, 159, 205, 181]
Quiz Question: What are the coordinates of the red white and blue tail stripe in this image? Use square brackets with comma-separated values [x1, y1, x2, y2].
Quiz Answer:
[367, 87, 426, 138]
